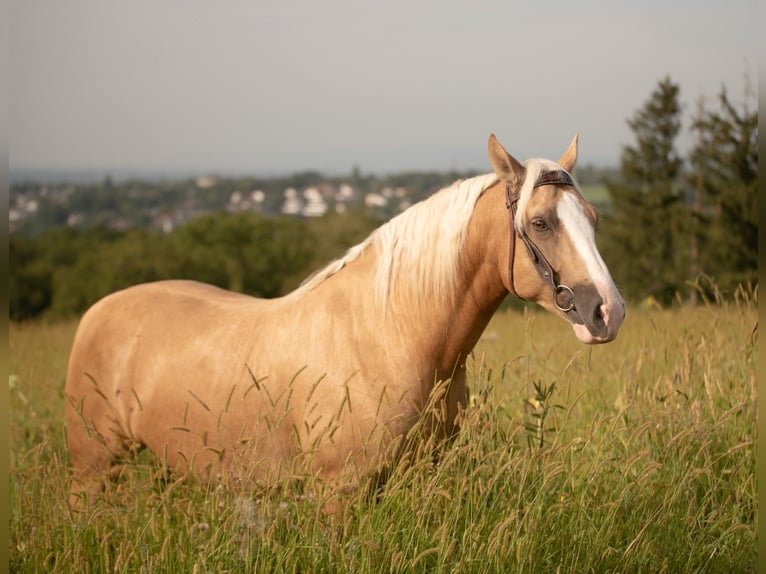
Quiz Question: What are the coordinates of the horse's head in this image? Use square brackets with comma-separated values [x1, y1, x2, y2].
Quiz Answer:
[487, 134, 625, 344]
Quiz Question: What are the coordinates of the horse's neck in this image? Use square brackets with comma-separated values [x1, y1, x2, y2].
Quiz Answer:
[411, 257, 506, 376]
[379, 190, 508, 376]
[296, 184, 508, 380]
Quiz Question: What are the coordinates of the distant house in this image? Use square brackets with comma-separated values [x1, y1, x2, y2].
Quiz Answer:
[282, 187, 302, 215]
[67, 213, 84, 227]
[251, 190, 265, 204]
[336, 183, 355, 202]
[154, 213, 182, 234]
[195, 176, 217, 189]
[302, 186, 328, 217]
[365, 193, 388, 208]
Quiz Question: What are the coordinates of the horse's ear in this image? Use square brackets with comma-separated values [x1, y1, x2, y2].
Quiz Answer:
[558, 134, 579, 172]
[488, 134, 525, 187]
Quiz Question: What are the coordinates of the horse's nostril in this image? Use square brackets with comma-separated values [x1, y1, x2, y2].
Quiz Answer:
[594, 306, 606, 327]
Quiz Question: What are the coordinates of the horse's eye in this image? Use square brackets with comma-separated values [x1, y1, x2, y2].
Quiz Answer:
[531, 218, 548, 232]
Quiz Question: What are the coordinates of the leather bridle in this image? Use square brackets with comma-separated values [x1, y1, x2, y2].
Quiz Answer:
[504, 170, 577, 313]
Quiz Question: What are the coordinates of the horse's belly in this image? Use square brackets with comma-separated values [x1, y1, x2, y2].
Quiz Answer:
[132, 376, 303, 485]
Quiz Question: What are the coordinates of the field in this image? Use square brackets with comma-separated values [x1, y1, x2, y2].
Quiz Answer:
[578, 183, 611, 209]
[9, 296, 757, 573]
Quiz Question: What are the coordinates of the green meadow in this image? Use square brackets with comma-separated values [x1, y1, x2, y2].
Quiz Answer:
[578, 183, 611, 208]
[9, 294, 757, 573]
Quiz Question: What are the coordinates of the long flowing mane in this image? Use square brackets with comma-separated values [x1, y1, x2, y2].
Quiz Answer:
[296, 158, 573, 308]
[295, 173, 495, 307]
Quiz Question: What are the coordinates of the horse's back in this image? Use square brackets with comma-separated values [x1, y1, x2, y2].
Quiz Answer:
[90, 279, 258, 312]
[74, 279, 258, 338]
[67, 279, 270, 387]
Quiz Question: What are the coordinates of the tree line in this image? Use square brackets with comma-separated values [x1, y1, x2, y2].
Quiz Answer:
[10, 209, 381, 321]
[599, 76, 757, 305]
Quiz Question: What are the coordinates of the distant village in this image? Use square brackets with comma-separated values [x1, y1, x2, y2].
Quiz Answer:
[10, 165, 614, 236]
[9, 172, 449, 235]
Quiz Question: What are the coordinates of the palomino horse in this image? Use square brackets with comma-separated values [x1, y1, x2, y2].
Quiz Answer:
[65, 134, 625, 510]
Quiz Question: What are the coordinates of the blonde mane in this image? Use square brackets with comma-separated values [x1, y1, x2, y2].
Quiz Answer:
[297, 173, 495, 306]
[297, 158, 577, 308]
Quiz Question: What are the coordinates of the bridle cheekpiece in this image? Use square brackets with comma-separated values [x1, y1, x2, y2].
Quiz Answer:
[505, 170, 577, 313]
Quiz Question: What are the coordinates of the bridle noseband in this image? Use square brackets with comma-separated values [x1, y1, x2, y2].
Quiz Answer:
[505, 170, 576, 313]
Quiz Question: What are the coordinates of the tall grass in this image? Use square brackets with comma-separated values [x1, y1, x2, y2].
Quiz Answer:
[9, 296, 757, 573]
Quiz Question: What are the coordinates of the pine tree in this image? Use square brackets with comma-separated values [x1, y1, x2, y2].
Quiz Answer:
[600, 77, 685, 304]
[688, 84, 757, 297]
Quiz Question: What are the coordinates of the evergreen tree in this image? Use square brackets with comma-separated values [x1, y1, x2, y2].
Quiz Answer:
[600, 77, 685, 303]
[688, 85, 757, 297]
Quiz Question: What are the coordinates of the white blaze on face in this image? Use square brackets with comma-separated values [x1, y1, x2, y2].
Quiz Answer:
[556, 191, 625, 342]
[556, 192, 609, 287]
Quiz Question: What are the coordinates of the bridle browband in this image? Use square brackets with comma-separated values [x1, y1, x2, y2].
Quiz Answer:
[505, 170, 577, 313]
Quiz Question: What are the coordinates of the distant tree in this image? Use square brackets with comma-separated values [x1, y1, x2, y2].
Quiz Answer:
[688, 84, 757, 297]
[9, 235, 51, 320]
[172, 212, 316, 297]
[32, 200, 70, 232]
[9, 226, 124, 319]
[9, 211, 369, 319]
[49, 229, 178, 317]
[600, 77, 685, 303]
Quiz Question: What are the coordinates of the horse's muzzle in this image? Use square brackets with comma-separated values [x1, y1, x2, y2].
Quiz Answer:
[566, 285, 625, 344]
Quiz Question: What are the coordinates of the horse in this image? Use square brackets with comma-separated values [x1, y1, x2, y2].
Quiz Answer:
[65, 134, 625, 511]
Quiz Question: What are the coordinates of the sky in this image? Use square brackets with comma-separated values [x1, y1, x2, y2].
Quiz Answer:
[9, 0, 759, 177]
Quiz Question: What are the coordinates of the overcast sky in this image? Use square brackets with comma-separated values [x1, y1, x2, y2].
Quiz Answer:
[9, 0, 758, 176]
